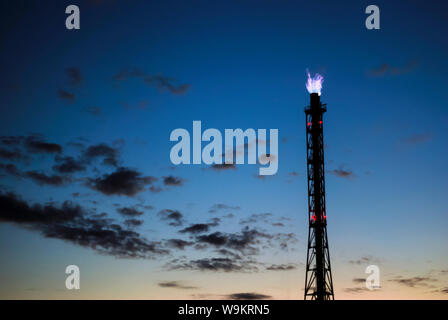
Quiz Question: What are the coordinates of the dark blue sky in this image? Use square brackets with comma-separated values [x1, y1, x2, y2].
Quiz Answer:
[0, 0, 447, 299]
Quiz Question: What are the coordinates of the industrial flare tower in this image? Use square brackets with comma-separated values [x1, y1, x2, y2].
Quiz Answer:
[304, 92, 334, 300]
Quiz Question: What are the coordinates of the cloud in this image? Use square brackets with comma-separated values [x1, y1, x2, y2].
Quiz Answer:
[439, 288, 448, 294]
[149, 185, 163, 193]
[401, 133, 432, 145]
[24, 135, 62, 154]
[167, 257, 257, 272]
[0, 163, 21, 176]
[165, 239, 193, 250]
[117, 206, 144, 217]
[82, 143, 120, 167]
[158, 209, 184, 227]
[226, 292, 271, 300]
[58, 89, 75, 103]
[113, 69, 190, 95]
[52, 156, 86, 173]
[179, 218, 220, 235]
[271, 222, 284, 227]
[179, 223, 210, 234]
[0, 135, 62, 155]
[239, 213, 272, 225]
[124, 219, 143, 228]
[0, 148, 27, 161]
[210, 163, 236, 171]
[389, 276, 436, 288]
[208, 204, 240, 214]
[196, 227, 272, 255]
[163, 175, 184, 186]
[348, 256, 376, 265]
[196, 232, 227, 246]
[328, 166, 354, 179]
[87, 167, 157, 196]
[0, 192, 168, 258]
[24, 171, 69, 186]
[343, 287, 369, 294]
[368, 60, 418, 77]
[65, 67, 83, 86]
[266, 232, 298, 252]
[266, 264, 297, 271]
[158, 281, 198, 290]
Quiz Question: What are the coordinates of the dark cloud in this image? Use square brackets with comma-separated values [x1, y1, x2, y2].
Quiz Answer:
[196, 232, 227, 246]
[196, 227, 272, 255]
[24, 171, 69, 186]
[0, 192, 168, 258]
[208, 217, 220, 227]
[368, 60, 418, 77]
[0, 148, 27, 161]
[389, 276, 436, 288]
[179, 223, 210, 234]
[158, 281, 198, 289]
[401, 133, 432, 145]
[117, 206, 144, 217]
[83, 143, 120, 167]
[348, 256, 375, 265]
[0, 135, 62, 155]
[328, 166, 354, 179]
[266, 264, 297, 271]
[166, 239, 193, 250]
[353, 278, 366, 284]
[65, 67, 83, 86]
[58, 89, 75, 103]
[210, 163, 236, 171]
[167, 257, 257, 273]
[24, 136, 62, 154]
[113, 69, 190, 95]
[158, 209, 184, 226]
[149, 185, 163, 193]
[215, 249, 242, 260]
[208, 204, 240, 214]
[179, 218, 220, 234]
[124, 219, 143, 228]
[0, 163, 21, 176]
[439, 288, 448, 294]
[226, 292, 271, 300]
[87, 167, 157, 196]
[163, 175, 184, 186]
[343, 287, 369, 294]
[52, 156, 86, 173]
[0, 136, 23, 146]
[271, 222, 284, 227]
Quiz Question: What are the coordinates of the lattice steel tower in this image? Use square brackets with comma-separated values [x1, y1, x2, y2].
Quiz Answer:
[304, 92, 334, 300]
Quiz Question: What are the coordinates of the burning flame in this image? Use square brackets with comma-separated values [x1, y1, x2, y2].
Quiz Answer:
[306, 69, 324, 96]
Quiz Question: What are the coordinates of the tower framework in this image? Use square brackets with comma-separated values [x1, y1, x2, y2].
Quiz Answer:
[304, 93, 334, 300]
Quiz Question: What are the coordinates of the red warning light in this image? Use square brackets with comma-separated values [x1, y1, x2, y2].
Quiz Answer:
[319, 121, 323, 124]
[307, 122, 312, 126]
